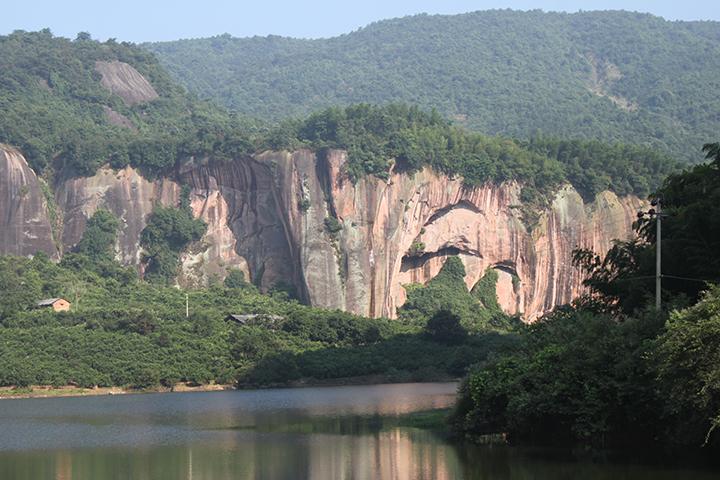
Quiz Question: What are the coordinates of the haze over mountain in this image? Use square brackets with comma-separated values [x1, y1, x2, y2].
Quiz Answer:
[146, 9, 720, 163]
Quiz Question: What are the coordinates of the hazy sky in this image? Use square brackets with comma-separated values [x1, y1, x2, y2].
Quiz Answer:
[4, 0, 720, 42]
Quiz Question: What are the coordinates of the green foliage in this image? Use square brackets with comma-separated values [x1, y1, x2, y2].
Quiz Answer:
[0, 30, 262, 176]
[146, 10, 720, 164]
[0, 256, 43, 320]
[523, 137, 677, 201]
[400, 257, 470, 322]
[243, 331, 519, 386]
[472, 269, 500, 311]
[0, 30, 676, 205]
[424, 309, 468, 345]
[223, 268, 248, 289]
[0, 252, 519, 390]
[74, 209, 119, 261]
[277, 104, 676, 202]
[323, 216, 342, 235]
[298, 198, 311, 212]
[655, 286, 720, 447]
[452, 307, 665, 445]
[400, 256, 513, 332]
[408, 241, 425, 255]
[454, 147, 720, 450]
[453, 289, 720, 449]
[140, 205, 207, 282]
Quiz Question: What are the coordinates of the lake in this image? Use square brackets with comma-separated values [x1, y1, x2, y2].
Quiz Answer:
[0, 382, 716, 479]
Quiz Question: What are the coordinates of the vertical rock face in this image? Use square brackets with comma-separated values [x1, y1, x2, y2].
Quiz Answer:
[177, 155, 297, 290]
[178, 189, 249, 287]
[269, 150, 346, 309]
[0, 145, 57, 258]
[1, 144, 642, 320]
[55, 166, 180, 265]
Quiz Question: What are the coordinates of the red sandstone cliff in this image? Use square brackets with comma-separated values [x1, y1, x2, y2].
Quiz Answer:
[0, 145, 643, 320]
[272, 150, 643, 320]
[0, 145, 58, 259]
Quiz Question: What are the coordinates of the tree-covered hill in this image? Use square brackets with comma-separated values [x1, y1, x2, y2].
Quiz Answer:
[0, 30, 678, 204]
[0, 30, 264, 176]
[145, 10, 720, 163]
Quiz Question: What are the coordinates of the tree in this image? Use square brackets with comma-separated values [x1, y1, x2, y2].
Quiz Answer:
[224, 269, 248, 289]
[140, 205, 206, 283]
[0, 256, 41, 321]
[453, 307, 663, 445]
[75, 209, 119, 262]
[655, 286, 720, 448]
[424, 309, 467, 345]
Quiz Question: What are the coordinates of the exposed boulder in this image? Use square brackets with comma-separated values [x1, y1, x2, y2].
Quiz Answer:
[95, 60, 159, 106]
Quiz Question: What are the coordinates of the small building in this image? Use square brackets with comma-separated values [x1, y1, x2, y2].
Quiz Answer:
[36, 298, 71, 312]
[225, 314, 283, 326]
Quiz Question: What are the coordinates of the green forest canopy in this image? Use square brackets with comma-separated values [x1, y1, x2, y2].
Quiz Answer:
[0, 29, 264, 176]
[146, 10, 720, 164]
[0, 30, 677, 202]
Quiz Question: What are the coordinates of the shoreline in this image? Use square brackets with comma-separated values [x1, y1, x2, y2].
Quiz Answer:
[0, 376, 459, 400]
[0, 383, 234, 400]
[237, 373, 458, 390]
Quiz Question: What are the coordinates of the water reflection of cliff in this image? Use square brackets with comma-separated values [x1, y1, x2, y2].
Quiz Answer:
[305, 429, 461, 480]
[17, 427, 460, 479]
[178, 427, 462, 480]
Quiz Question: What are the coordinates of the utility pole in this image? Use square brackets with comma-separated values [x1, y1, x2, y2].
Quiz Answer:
[639, 197, 662, 311]
[654, 198, 662, 311]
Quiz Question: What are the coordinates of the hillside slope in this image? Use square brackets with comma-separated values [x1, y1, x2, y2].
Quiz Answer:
[146, 10, 720, 163]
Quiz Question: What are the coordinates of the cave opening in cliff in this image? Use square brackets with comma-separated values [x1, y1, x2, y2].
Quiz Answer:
[400, 246, 463, 273]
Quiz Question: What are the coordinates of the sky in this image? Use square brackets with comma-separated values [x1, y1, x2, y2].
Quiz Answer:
[3, 0, 720, 42]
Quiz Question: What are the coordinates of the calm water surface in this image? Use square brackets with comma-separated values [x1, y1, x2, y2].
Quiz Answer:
[0, 382, 716, 479]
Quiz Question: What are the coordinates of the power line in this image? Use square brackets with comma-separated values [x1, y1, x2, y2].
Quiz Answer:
[661, 274, 715, 284]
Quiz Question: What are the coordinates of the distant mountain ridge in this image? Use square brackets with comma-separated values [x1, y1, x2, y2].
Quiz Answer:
[145, 9, 720, 163]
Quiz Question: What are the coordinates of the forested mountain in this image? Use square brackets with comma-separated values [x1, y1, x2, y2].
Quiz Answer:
[146, 10, 720, 163]
[0, 30, 676, 201]
[0, 30, 264, 176]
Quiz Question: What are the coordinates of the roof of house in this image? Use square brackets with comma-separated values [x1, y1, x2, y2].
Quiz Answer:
[36, 298, 67, 306]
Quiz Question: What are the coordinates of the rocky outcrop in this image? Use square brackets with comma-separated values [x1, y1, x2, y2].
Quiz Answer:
[95, 61, 159, 106]
[1, 144, 642, 320]
[177, 189, 249, 286]
[55, 165, 179, 265]
[0, 145, 57, 258]
[586, 53, 638, 112]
